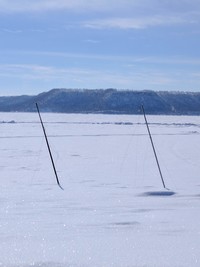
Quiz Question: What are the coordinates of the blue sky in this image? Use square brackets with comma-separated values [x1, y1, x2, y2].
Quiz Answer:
[0, 0, 200, 96]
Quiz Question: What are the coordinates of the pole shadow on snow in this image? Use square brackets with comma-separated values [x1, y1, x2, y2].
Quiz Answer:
[139, 191, 176, 197]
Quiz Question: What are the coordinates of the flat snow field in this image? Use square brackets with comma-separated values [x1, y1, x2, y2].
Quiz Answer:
[0, 112, 200, 267]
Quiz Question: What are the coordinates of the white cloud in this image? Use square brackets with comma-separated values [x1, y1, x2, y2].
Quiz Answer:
[4, 50, 200, 66]
[0, 0, 200, 14]
[1, 0, 200, 32]
[0, 0, 135, 13]
[83, 39, 100, 44]
[0, 63, 198, 92]
[83, 15, 187, 30]
[2, 28, 22, 33]
[0, 64, 90, 80]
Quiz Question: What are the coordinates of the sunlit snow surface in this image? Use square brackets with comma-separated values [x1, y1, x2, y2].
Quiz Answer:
[0, 113, 200, 267]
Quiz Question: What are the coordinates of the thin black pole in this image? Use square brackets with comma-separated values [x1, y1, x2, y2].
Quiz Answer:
[36, 103, 64, 190]
[141, 105, 166, 189]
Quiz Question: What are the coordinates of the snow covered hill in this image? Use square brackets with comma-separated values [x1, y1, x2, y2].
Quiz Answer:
[1, 88, 200, 114]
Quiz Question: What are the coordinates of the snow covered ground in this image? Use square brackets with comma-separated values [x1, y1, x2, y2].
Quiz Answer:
[0, 112, 200, 267]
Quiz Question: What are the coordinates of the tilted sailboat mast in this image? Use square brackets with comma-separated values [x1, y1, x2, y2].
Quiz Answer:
[141, 105, 167, 189]
[36, 103, 64, 190]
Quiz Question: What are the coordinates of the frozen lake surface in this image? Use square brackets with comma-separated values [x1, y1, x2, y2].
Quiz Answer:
[0, 112, 200, 267]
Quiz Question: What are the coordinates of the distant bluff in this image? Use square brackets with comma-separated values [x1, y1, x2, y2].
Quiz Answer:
[1, 88, 200, 115]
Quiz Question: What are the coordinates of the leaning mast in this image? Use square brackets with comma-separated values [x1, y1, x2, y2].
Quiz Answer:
[141, 105, 167, 189]
[36, 103, 64, 190]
